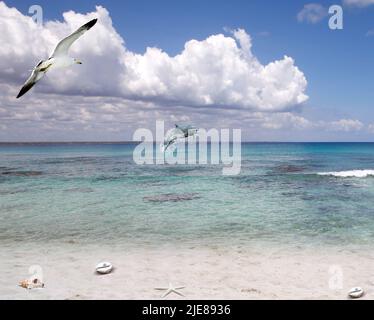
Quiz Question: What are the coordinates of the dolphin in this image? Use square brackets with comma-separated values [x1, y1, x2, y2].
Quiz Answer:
[161, 124, 199, 152]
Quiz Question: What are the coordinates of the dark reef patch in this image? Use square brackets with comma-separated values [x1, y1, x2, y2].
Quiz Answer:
[64, 187, 95, 193]
[273, 165, 307, 174]
[143, 193, 201, 203]
[1, 171, 43, 177]
[0, 188, 28, 195]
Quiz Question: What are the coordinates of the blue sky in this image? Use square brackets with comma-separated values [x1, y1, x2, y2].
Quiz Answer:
[1, 0, 374, 141]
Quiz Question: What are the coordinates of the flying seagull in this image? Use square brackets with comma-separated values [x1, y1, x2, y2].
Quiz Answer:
[161, 124, 199, 152]
[16, 18, 98, 99]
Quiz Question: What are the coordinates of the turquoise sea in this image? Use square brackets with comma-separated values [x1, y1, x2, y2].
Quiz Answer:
[1, 142, 374, 249]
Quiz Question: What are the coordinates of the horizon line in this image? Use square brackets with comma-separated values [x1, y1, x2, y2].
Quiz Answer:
[1, 141, 374, 144]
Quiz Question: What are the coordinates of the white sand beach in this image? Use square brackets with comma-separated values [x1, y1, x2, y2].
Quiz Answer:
[1, 243, 374, 300]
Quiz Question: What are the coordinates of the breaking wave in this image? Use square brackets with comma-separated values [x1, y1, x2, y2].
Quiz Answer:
[317, 170, 374, 178]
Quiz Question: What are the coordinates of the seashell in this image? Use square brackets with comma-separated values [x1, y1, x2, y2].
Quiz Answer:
[348, 287, 364, 299]
[95, 261, 113, 274]
[19, 279, 30, 289]
[19, 278, 44, 289]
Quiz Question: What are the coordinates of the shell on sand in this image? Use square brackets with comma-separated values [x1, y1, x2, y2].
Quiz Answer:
[19, 278, 44, 289]
[96, 262, 113, 274]
[348, 287, 364, 299]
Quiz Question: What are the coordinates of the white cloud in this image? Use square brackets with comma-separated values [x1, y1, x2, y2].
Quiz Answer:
[297, 3, 328, 24]
[0, 2, 367, 142]
[343, 0, 374, 7]
[367, 124, 374, 132]
[328, 119, 364, 132]
[0, 2, 308, 112]
[252, 112, 313, 130]
[245, 113, 365, 133]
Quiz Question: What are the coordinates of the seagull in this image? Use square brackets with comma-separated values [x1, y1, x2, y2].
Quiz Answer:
[16, 18, 98, 99]
[154, 283, 186, 298]
[161, 124, 199, 152]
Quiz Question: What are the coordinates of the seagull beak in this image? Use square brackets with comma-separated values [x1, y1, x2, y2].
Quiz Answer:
[76, 60, 82, 65]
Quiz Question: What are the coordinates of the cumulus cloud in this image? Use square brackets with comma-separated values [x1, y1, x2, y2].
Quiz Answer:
[245, 113, 365, 133]
[343, 0, 374, 7]
[0, 2, 308, 112]
[252, 112, 313, 130]
[297, 3, 328, 24]
[328, 119, 364, 132]
[0, 1, 368, 142]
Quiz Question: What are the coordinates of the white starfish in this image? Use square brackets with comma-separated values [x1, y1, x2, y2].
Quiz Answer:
[155, 283, 186, 298]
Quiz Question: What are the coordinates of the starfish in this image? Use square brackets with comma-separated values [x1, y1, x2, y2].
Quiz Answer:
[155, 283, 186, 298]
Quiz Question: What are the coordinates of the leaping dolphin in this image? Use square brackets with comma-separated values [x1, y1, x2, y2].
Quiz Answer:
[161, 124, 199, 152]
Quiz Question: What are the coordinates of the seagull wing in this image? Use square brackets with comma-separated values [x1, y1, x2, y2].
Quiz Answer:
[16, 68, 44, 99]
[51, 18, 97, 57]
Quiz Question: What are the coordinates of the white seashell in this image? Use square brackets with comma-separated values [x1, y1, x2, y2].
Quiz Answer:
[348, 287, 364, 299]
[95, 262, 113, 274]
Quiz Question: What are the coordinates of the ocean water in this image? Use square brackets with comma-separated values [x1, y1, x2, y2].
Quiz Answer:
[1, 142, 374, 249]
